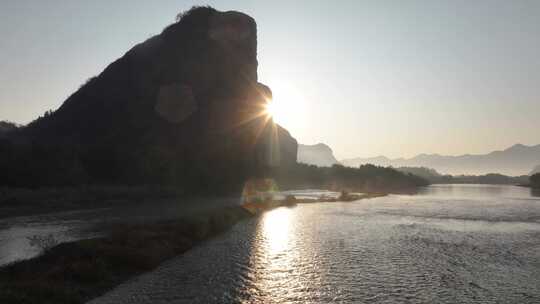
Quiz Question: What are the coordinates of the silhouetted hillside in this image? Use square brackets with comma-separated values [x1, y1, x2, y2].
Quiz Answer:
[297, 143, 339, 167]
[0, 7, 297, 193]
[342, 144, 540, 176]
[530, 165, 540, 175]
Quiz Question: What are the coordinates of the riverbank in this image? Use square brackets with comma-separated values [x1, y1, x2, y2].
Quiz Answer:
[0, 206, 253, 304]
[241, 192, 387, 214]
[296, 192, 387, 203]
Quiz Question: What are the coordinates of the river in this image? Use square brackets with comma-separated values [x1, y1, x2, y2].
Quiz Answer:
[88, 184, 540, 303]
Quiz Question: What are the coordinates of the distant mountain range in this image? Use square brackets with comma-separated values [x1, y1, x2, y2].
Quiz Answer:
[531, 165, 540, 175]
[297, 143, 339, 167]
[341, 144, 540, 176]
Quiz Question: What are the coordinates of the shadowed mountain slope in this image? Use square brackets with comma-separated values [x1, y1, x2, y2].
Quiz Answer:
[0, 7, 297, 193]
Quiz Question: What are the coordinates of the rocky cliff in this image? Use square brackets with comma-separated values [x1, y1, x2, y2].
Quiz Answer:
[297, 143, 339, 167]
[1, 7, 297, 192]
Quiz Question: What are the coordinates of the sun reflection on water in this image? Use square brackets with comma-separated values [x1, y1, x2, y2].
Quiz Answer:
[262, 207, 292, 253]
[245, 206, 322, 303]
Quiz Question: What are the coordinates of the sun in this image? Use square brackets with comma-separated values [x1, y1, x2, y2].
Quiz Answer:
[264, 99, 276, 119]
[259, 81, 307, 131]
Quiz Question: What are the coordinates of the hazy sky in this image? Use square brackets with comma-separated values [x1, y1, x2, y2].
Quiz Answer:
[1, 1, 539, 159]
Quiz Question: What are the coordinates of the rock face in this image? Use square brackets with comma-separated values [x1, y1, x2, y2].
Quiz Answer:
[297, 143, 339, 167]
[531, 165, 540, 176]
[1, 7, 297, 192]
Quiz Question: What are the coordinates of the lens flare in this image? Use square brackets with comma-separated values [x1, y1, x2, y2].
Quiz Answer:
[264, 99, 275, 118]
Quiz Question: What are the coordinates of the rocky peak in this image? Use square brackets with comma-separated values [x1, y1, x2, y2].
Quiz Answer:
[2, 7, 297, 191]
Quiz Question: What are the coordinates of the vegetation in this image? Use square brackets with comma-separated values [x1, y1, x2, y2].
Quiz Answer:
[0, 139, 249, 193]
[0, 186, 185, 219]
[396, 166, 529, 185]
[396, 166, 455, 183]
[452, 173, 529, 185]
[531, 173, 540, 188]
[0, 121, 19, 138]
[272, 164, 429, 194]
[0, 206, 252, 304]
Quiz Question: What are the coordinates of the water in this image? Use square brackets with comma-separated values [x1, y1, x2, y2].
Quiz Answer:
[90, 185, 540, 303]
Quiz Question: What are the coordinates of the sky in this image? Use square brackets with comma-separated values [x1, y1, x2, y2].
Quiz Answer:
[1, 1, 539, 159]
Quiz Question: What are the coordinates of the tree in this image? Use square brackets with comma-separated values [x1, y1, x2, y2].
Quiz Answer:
[0, 121, 19, 136]
[531, 173, 540, 188]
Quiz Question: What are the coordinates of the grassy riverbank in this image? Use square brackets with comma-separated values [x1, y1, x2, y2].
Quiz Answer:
[0, 206, 252, 304]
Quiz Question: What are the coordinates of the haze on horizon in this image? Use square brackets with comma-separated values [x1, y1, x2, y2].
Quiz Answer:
[1, 0, 539, 160]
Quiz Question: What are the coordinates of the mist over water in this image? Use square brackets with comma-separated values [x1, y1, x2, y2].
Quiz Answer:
[91, 185, 540, 303]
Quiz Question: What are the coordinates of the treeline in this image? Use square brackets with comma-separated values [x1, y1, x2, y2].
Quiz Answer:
[0, 121, 19, 138]
[397, 166, 529, 185]
[450, 173, 529, 185]
[271, 164, 429, 194]
[0, 139, 252, 195]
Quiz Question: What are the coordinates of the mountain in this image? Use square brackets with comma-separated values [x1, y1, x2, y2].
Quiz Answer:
[0, 7, 297, 192]
[531, 165, 540, 175]
[297, 143, 339, 167]
[341, 144, 540, 176]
